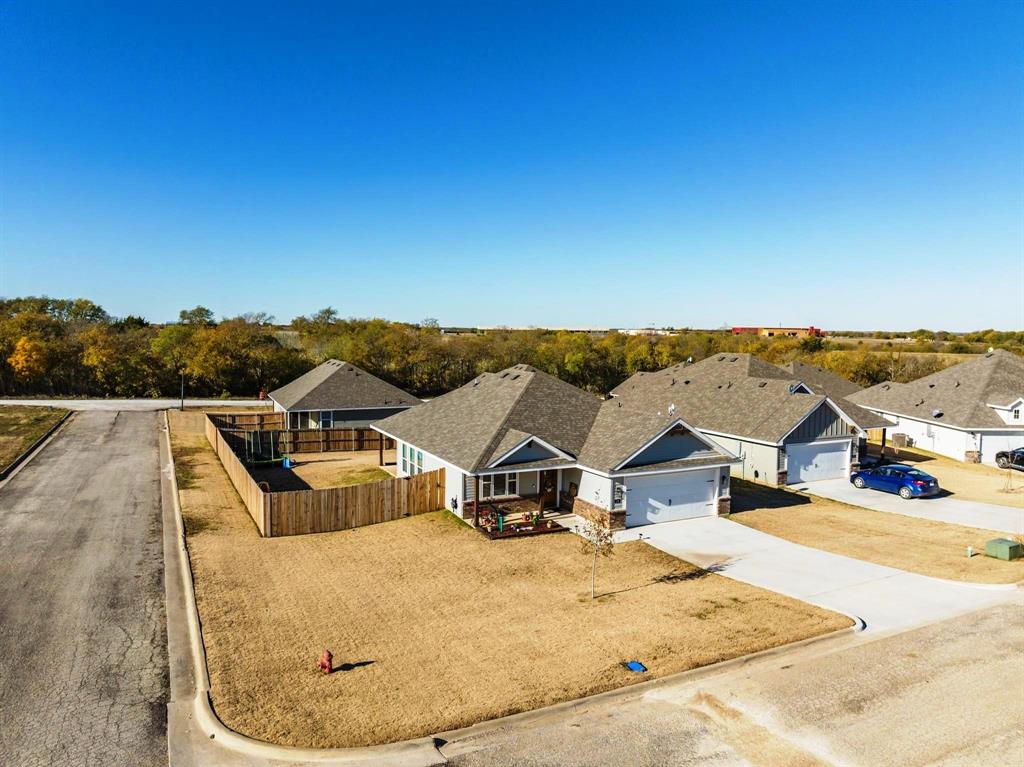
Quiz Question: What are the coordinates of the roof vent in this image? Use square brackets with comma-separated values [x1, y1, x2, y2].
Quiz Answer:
[881, 384, 891, 390]
[928, 383, 935, 388]
[511, 374, 520, 380]
[717, 355, 726, 361]
[932, 409, 944, 418]
[472, 378, 481, 386]
[955, 381, 960, 387]
[915, 398, 924, 407]
[730, 356, 738, 362]
[758, 381, 767, 388]
[499, 372, 509, 378]
[670, 378, 676, 386]
[668, 403, 676, 416]
[684, 379, 690, 385]
[788, 383, 800, 394]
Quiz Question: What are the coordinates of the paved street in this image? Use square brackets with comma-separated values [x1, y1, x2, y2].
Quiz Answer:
[794, 477, 1024, 535]
[0, 398, 266, 412]
[0, 411, 168, 766]
[444, 600, 1024, 767]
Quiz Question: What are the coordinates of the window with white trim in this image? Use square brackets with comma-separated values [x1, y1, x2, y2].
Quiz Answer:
[612, 481, 626, 510]
[415, 450, 423, 475]
[401, 444, 408, 474]
[1014, 409, 1020, 420]
[481, 472, 518, 498]
[319, 411, 333, 429]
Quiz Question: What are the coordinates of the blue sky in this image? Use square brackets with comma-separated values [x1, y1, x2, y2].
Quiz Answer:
[2, 1, 1021, 330]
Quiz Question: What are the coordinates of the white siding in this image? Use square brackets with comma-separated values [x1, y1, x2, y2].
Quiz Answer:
[887, 416, 972, 462]
[578, 470, 614, 511]
[709, 435, 782, 485]
[396, 439, 463, 513]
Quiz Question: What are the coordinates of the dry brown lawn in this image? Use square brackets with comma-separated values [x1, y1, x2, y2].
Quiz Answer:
[168, 411, 850, 749]
[731, 480, 1024, 584]
[252, 449, 396, 491]
[868, 442, 1024, 508]
[0, 406, 68, 467]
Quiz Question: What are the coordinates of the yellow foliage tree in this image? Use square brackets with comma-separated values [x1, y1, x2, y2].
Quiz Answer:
[8, 336, 47, 381]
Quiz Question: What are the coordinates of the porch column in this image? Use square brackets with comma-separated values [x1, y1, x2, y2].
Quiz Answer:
[379, 438, 384, 467]
[880, 429, 887, 459]
[474, 475, 481, 527]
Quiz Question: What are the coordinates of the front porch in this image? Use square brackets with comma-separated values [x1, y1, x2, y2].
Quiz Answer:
[472, 499, 573, 539]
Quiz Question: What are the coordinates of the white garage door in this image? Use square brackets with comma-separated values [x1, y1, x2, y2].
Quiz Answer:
[980, 432, 1024, 465]
[624, 468, 717, 527]
[786, 440, 850, 483]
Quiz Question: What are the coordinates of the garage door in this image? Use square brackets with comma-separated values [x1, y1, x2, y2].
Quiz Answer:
[980, 432, 1024, 465]
[786, 440, 850, 483]
[624, 468, 717, 527]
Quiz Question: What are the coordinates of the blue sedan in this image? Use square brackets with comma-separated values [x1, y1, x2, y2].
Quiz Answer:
[850, 464, 940, 499]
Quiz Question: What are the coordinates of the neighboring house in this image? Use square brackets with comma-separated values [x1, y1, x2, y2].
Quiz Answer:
[778, 360, 893, 460]
[611, 354, 864, 485]
[373, 364, 739, 530]
[731, 326, 824, 337]
[268, 359, 420, 429]
[848, 349, 1024, 465]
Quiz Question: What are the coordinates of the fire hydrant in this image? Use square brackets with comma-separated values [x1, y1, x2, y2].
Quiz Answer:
[318, 649, 333, 674]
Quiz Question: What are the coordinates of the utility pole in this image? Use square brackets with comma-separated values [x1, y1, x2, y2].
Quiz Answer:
[180, 371, 185, 411]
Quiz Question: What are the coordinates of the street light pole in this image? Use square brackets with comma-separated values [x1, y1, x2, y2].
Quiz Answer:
[180, 371, 185, 411]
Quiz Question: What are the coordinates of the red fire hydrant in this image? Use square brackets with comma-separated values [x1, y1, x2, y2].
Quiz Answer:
[318, 649, 333, 674]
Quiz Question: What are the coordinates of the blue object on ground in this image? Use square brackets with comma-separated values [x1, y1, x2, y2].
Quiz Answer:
[625, 660, 647, 673]
[283, 456, 293, 469]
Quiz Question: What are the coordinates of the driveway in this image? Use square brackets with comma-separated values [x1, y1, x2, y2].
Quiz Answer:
[793, 477, 1024, 535]
[0, 411, 168, 766]
[631, 517, 1014, 634]
[0, 398, 265, 412]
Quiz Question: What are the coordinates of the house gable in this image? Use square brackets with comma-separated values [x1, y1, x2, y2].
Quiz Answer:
[621, 424, 720, 469]
[783, 401, 853, 444]
[491, 436, 565, 467]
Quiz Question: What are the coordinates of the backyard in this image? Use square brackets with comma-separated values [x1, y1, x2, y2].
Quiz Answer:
[168, 410, 851, 749]
[730, 480, 1024, 584]
[250, 449, 395, 491]
[869, 442, 1024, 507]
[0, 405, 69, 468]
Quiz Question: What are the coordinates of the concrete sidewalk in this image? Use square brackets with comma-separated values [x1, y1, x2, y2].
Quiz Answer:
[635, 517, 1015, 634]
[0, 397, 267, 411]
[793, 477, 1024, 535]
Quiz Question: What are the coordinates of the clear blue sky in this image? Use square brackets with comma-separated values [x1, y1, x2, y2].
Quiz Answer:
[2, 1, 1021, 330]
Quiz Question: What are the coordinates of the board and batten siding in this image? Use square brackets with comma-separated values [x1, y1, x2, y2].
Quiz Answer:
[784, 402, 852, 444]
[708, 435, 781, 485]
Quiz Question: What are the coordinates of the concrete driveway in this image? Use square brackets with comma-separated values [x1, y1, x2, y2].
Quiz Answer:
[0, 411, 168, 766]
[792, 477, 1024, 535]
[0, 398, 266, 411]
[634, 517, 1014, 634]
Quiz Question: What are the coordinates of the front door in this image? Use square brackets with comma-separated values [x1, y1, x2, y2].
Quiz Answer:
[539, 470, 558, 509]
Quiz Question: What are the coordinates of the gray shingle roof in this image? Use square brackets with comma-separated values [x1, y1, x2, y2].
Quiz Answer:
[779, 361, 892, 430]
[374, 365, 603, 472]
[268, 360, 420, 411]
[611, 354, 837, 443]
[848, 349, 1024, 429]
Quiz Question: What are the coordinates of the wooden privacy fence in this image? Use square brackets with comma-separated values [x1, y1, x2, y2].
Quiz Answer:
[209, 411, 286, 430]
[203, 415, 443, 538]
[204, 415, 269, 535]
[222, 427, 395, 456]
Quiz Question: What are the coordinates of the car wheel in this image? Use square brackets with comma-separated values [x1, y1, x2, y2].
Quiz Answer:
[997, 457, 1009, 469]
[853, 477, 866, 489]
[899, 487, 913, 499]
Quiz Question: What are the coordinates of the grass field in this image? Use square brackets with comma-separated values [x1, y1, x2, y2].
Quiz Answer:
[168, 410, 851, 749]
[251, 449, 395, 491]
[731, 480, 1024, 584]
[0, 406, 69, 468]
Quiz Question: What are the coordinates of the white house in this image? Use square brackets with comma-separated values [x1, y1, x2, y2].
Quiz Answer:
[848, 349, 1024, 465]
[267, 359, 420, 429]
[372, 364, 739, 530]
[611, 354, 873, 486]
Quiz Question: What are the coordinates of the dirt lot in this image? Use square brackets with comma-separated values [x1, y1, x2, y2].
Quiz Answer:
[731, 480, 1024, 584]
[0, 405, 68, 467]
[869, 442, 1024, 508]
[168, 411, 850, 749]
[251, 449, 395, 491]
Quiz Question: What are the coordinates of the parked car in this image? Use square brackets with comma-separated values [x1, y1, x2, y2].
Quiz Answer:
[850, 464, 940, 499]
[995, 447, 1024, 471]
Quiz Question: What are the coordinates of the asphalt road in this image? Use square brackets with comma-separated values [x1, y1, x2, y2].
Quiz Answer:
[0, 411, 168, 766]
[0, 398, 266, 411]
[445, 600, 1024, 767]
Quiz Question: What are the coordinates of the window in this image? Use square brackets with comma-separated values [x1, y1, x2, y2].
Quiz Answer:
[1014, 409, 1020, 420]
[401, 444, 408, 474]
[288, 412, 300, 430]
[612, 481, 626, 510]
[416, 450, 423, 475]
[319, 411, 333, 429]
[481, 472, 518, 498]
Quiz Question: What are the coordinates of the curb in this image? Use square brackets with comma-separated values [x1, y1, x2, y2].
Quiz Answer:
[0, 410, 72, 481]
[160, 411, 446, 767]
[434, 616, 863, 750]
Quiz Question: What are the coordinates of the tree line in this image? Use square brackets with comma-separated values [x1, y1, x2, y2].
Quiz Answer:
[1, 296, 1020, 399]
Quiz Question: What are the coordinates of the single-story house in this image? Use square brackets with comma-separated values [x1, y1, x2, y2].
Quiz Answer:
[268, 359, 420, 429]
[611, 354, 865, 485]
[847, 349, 1024, 465]
[373, 364, 739, 530]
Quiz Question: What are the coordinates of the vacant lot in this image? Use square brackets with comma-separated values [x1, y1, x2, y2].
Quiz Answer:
[869, 443, 1024, 508]
[168, 411, 850, 749]
[251, 449, 395, 491]
[731, 480, 1024, 584]
[0, 405, 68, 467]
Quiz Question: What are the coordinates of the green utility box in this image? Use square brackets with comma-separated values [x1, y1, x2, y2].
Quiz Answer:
[985, 538, 1023, 561]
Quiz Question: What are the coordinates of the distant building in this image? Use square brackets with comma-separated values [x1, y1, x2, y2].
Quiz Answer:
[731, 326, 824, 338]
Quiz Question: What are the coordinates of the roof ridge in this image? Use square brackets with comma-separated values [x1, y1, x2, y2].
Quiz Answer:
[471, 368, 538, 470]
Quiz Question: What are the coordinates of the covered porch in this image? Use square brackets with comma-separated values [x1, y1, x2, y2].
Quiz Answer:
[466, 464, 580, 539]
